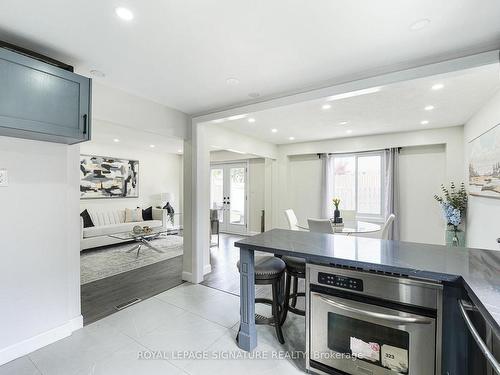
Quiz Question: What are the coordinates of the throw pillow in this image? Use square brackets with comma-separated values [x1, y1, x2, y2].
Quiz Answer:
[80, 209, 94, 228]
[125, 208, 144, 223]
[142, 206, 153, 221]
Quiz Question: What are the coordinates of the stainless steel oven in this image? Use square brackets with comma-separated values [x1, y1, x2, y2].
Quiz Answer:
[306, 264, 443, 375]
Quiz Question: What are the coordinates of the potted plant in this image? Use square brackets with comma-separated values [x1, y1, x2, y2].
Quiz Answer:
[434, 182, 468, 247]
[332, 198, 341, 223]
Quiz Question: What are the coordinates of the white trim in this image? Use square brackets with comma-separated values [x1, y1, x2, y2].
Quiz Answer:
[192, 51, 499, 121]
[203, 264, 212, 275]
[182, 265, 212, 283]
[0, 315, 83, 366]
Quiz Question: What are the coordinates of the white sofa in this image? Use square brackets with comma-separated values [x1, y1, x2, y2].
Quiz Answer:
[80, 208, 167, 251]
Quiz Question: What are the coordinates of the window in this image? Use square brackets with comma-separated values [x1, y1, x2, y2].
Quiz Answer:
[331, 151, 384, 220]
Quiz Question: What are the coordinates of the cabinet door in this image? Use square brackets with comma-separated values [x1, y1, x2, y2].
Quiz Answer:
[0, 47, 90, 142]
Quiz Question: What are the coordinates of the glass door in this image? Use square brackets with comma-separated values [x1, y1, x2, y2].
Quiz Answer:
[210, 162, 248, 234]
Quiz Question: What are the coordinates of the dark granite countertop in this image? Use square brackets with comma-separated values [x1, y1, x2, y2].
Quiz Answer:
[235, 229, 500, 330]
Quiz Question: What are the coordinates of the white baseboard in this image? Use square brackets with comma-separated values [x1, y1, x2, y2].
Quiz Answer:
[0, 315, 83, 366]
[248, 231, 260, 236]
[182, 264, 212, 283]
[181, 271, 193, 282]
[203, 264, 212, 275]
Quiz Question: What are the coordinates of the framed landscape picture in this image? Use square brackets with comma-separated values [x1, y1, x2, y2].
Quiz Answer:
[80, 155, 139, 199]
[468, 123, 500, 199]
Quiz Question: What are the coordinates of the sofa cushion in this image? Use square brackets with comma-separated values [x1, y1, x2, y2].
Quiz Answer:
[80, 209, 94, 228]
[83, 220, 163, 239]
[89, 209, 126, 226]
[125, 208, 144, 223]
[142, 206, 153, 221]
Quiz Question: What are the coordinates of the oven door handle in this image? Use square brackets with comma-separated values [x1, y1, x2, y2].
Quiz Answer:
[318, 295, 434, 324]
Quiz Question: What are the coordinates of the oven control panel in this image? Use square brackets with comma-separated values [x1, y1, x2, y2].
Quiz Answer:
[318, 272, 363, 291]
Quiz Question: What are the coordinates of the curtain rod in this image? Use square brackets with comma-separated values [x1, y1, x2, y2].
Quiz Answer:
[316, 147, 401, 158]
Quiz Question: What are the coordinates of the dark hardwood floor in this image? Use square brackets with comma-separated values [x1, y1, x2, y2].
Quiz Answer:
[81, 255, 184, 325]
[202, 233, 303, 301]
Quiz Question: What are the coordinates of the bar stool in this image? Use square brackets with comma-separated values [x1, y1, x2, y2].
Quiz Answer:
[236, 256, 286, 344]
[281, 256, 306, 324]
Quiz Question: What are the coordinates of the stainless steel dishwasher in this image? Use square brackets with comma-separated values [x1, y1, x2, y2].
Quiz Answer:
[306, 263, 443, 375]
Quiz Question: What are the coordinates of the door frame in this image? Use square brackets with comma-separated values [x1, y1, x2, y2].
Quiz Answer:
[210, 160, 249, 235]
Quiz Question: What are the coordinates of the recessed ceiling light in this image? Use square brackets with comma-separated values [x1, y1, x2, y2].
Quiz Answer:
[339, 121, 349, 125]
[409, 18, 430, 31]
[90, 70, 105, 78]
[271, 128, 278, 133]
[115, 7, 134, 21]
[424, 105, 435, 111]
[212, 119, 224, 124]
[421, 120, 429, 125]
[248, 118, 256, 123]
[346, 130, 353, 134]
[226, 77, 240, 86]
[289, 136, 295, 141]
[248, 92, 260, 98]
[322, 104, 332, 110]
[149, 144, 155, 148]
[227, 114, 247, 121]
[326, 87, 381, 102]
[431, 83, 444, 91]
[113, 138, 120, 143]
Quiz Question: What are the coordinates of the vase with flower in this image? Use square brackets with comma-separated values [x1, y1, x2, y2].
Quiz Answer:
[434, 182, 468, 247]
[332, 198, 342, 224]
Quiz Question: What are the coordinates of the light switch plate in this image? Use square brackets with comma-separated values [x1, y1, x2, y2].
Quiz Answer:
[0, 169, 8, 187]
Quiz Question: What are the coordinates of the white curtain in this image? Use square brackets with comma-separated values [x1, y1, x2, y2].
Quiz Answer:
[321, 154, 335, 218]
[384, 148, 400, 240]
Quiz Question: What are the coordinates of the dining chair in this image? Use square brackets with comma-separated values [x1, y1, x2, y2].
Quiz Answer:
[307, 218, 334, 234]
[380, 213, 396, 240]
[284, 209, 300, 231]
[341, 210, 356, 221]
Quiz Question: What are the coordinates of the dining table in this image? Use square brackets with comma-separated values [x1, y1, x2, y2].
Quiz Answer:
[298, 219, 381, 234]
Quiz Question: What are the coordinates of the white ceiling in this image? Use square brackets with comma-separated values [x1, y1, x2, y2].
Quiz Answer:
[214, 64, 500, 144]
[91, 120, 184, 154]
[1, 1, 500, 114]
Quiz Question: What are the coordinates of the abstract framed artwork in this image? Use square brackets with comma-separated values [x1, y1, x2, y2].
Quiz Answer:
[80, 155, 139, 199]
[468, 123, 500, 199]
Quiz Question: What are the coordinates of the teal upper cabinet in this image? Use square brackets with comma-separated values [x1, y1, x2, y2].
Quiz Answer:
[0, 47, 91, 144]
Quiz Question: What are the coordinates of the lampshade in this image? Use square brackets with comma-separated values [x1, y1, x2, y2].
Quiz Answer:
[160, 193, 173, 203]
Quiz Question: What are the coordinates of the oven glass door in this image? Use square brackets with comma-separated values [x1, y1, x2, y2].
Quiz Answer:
[310, 292, 436, 375]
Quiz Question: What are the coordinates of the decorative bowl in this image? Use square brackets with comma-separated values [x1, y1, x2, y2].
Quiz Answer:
[133, 225, 144, 234]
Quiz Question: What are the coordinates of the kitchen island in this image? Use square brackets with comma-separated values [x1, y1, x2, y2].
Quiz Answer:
[234, 229, 500, 374]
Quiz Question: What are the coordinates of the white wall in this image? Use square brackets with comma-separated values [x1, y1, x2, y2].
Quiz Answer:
[92, 82, 187, 140]
[399, 145, 447, 244]
[275, 127, 464, 245]
[0, 137, 82, 365]
[464, 88, 500, 250]
[80, 139, 183, 216]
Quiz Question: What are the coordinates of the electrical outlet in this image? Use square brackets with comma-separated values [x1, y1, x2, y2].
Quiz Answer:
[0, 169, 8, 187]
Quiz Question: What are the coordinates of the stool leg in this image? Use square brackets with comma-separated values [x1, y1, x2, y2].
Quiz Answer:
[280, 272, 291, 325]
[272, 279, 285, 344]
[291, 276, 298, 307]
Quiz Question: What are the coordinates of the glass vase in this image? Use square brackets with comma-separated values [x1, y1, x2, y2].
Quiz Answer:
[445, 228, 465, 247]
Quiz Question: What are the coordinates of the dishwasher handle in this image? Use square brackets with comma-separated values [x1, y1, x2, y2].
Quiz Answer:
[318, 295, 434, 324]
[458, 299, 500, 374]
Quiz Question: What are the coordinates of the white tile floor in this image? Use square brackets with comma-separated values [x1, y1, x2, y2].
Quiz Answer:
[0, 283, 306, 375]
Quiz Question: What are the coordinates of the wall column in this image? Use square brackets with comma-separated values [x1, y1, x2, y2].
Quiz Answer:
[182, 120, 211, 283]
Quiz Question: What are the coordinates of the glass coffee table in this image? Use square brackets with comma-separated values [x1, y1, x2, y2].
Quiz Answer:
[109, 227, 166, 257]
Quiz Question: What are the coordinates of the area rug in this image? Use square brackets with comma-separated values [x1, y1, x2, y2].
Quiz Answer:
[80, 235, 183, 284]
